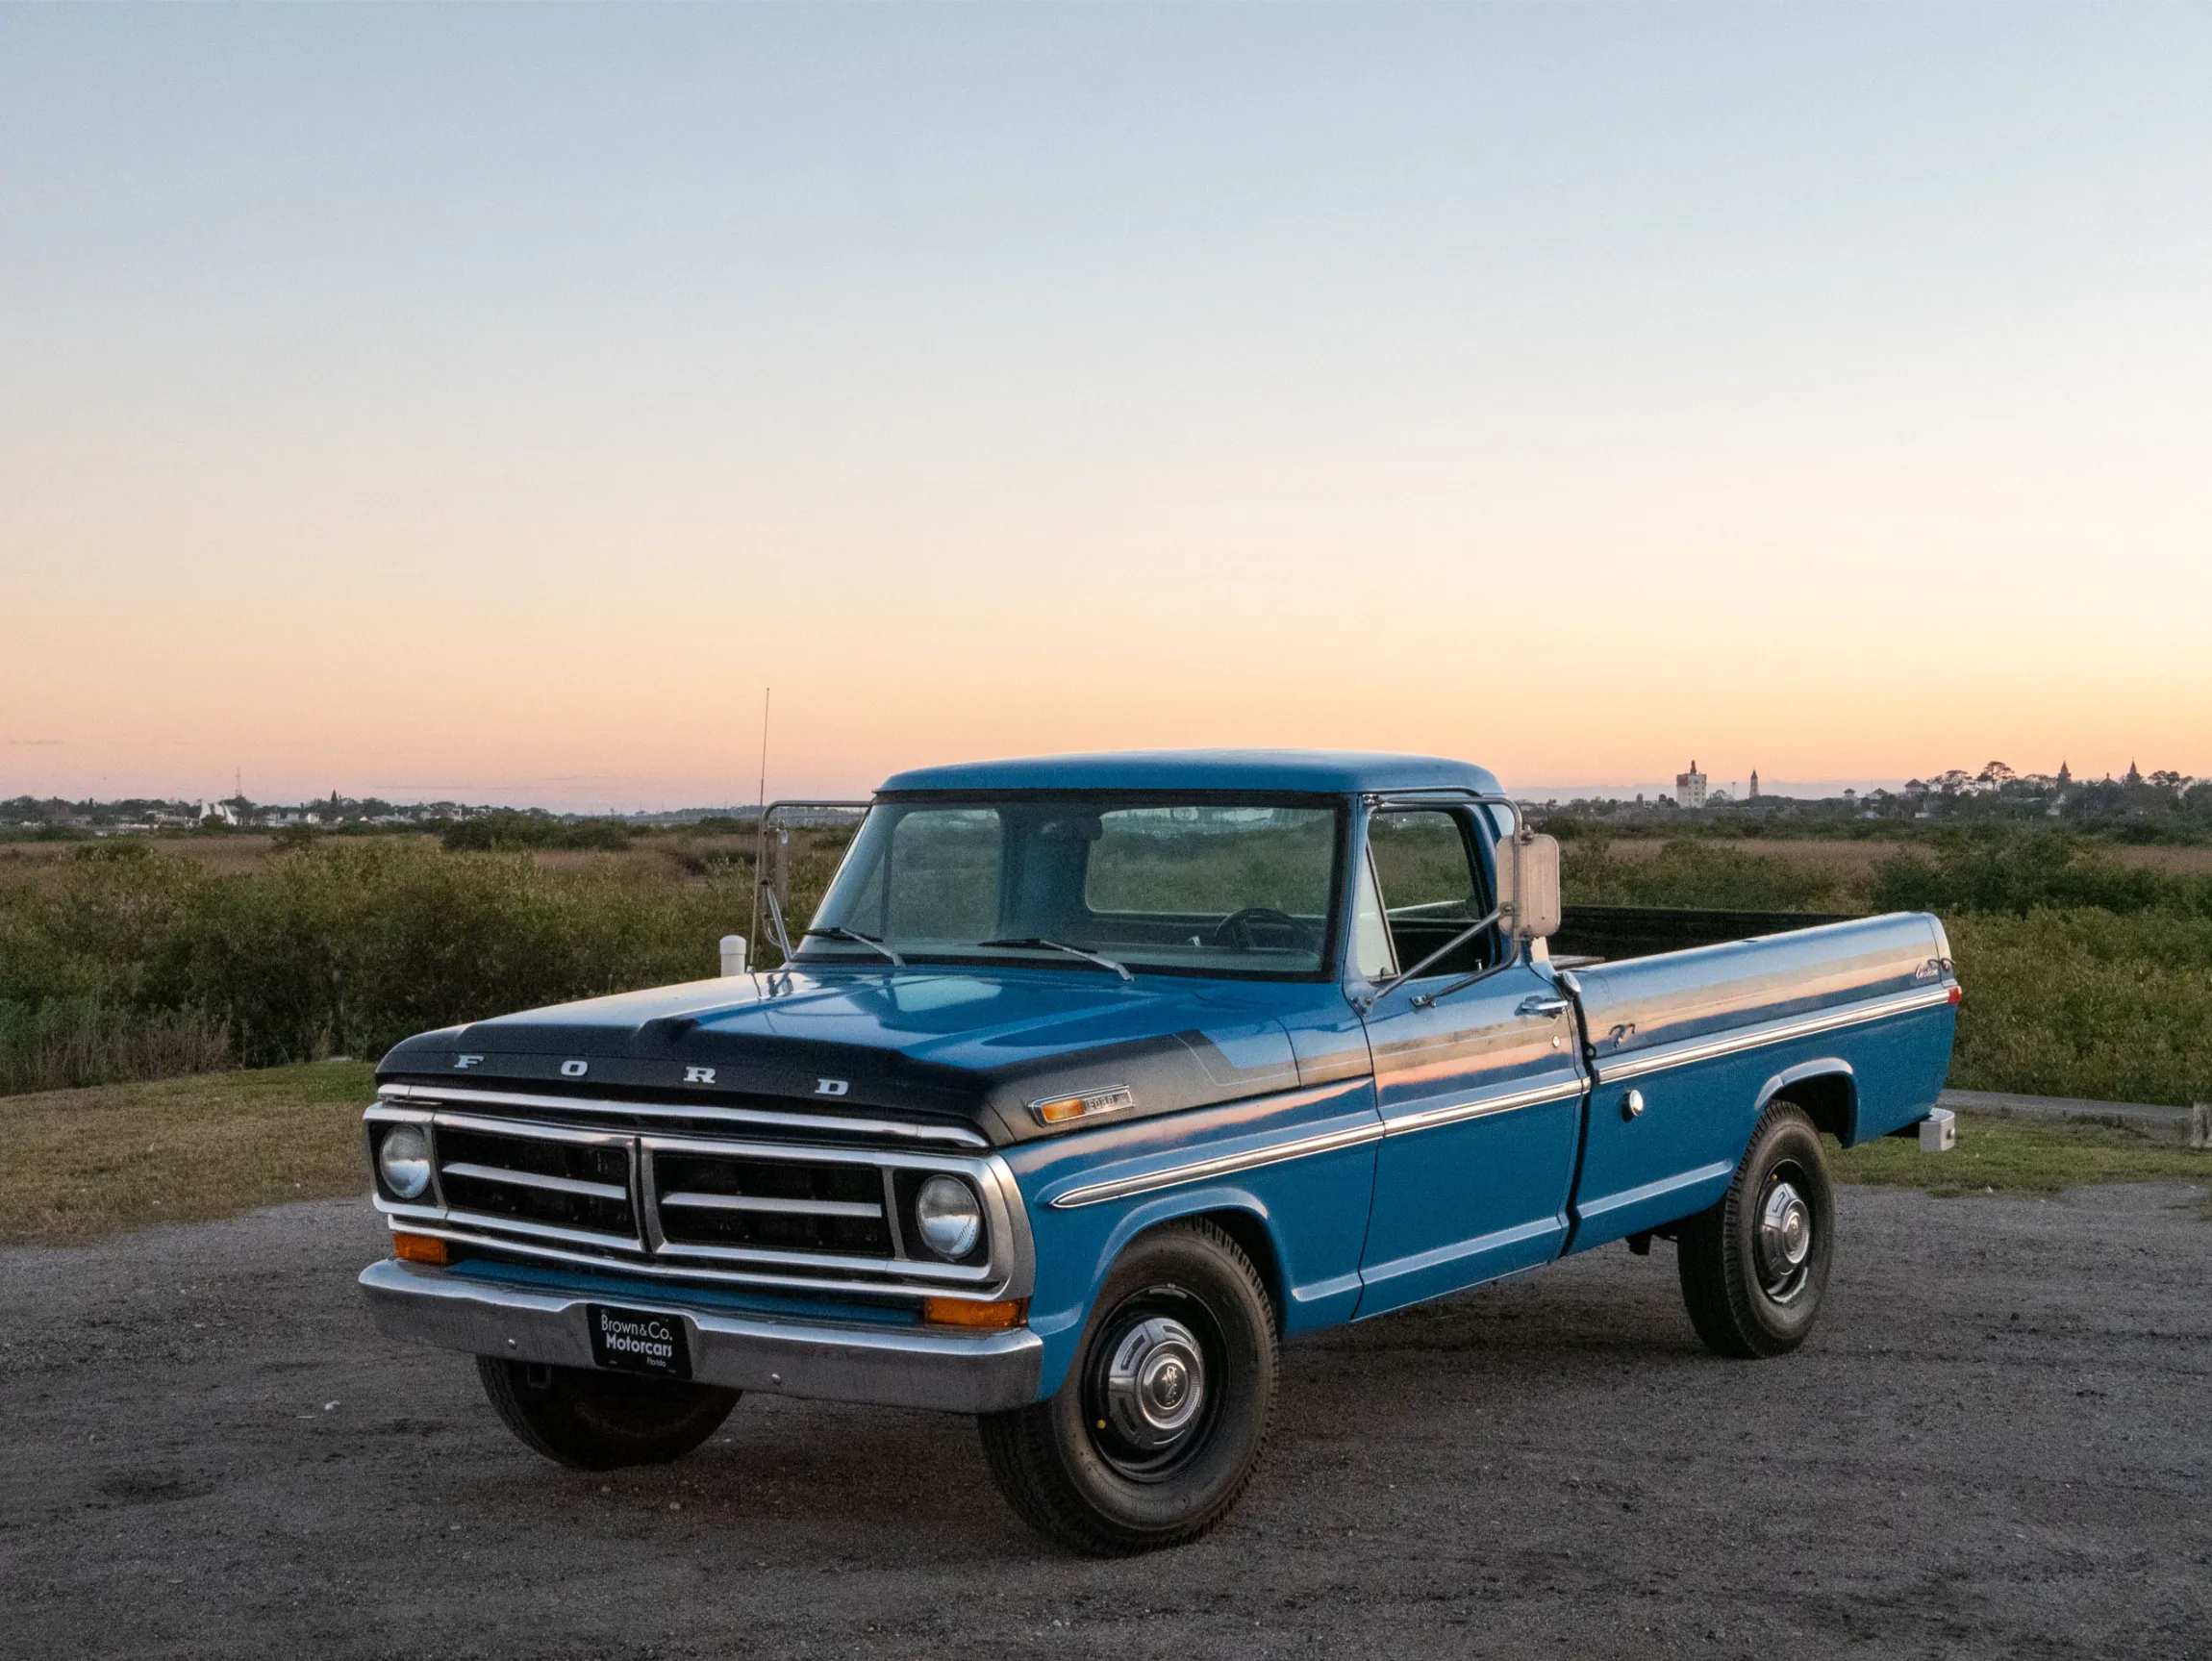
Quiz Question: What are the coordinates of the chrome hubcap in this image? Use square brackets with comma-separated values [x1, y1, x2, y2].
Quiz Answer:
[1102, 1316, 1207, 1451]
[1757, 1178, 1813, 1301]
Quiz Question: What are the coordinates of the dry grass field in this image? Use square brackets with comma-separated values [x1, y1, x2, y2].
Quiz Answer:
[0, 1060, 377, 1246]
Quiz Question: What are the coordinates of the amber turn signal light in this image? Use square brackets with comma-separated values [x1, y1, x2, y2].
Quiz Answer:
[1030, 1086, 1136, 1126]
[922, 1296, 1026, 1330]
[392, 1232, 449, 1266]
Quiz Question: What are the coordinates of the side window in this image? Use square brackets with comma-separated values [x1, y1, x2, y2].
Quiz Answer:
[1351, 851, 1395, 980]
[1366, 809, 1492, 977]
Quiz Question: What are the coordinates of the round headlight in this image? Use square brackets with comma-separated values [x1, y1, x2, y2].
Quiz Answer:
[378, 1123, 433, 1201]
[915, 1175, 982, 1260]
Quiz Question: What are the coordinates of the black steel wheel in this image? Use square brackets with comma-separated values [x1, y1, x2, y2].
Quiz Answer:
[978, 1220, 1277, 1555]
[476, 1358, 739, 1471]
[1676, 1101, 1836, 1358]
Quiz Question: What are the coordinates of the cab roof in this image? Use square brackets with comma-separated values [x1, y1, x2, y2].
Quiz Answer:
[877, 749, 1502, 796]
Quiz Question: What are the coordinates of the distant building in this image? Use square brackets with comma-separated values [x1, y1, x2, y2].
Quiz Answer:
[1748, 770, 1760, 801]
[1675, 760, 1707, 810]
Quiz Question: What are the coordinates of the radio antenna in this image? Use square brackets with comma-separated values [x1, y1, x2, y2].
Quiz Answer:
[756, 687, 771, 817]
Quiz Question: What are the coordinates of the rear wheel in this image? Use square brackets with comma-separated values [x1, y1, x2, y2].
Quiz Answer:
[978, 1220, 1277, 1555]
[1677, 1102, 1834, 1358]
[476, 1358, 739, 1470]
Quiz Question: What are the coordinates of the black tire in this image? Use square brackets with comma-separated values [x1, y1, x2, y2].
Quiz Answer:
[476, 1358, 739, 1471]
[1677, 1101, 1835, 1358]
[978, 1220, 1277, 1555]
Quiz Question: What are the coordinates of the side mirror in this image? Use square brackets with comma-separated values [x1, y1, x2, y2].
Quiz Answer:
[1496, 831, 1562, 941]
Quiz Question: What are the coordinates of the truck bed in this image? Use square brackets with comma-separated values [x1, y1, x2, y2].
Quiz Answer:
[1549, 903, 1855, 965]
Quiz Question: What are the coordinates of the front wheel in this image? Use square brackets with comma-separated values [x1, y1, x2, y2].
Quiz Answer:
[1676, 1102, 1835, 1358]
[978, 1220, 1277, 1555]
[476, 1358, 739, 1470]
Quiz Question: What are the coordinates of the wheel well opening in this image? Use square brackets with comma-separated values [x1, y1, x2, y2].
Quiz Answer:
[1774, 1072, 1855, 1146]
[1187, 1208, 1286, 1336]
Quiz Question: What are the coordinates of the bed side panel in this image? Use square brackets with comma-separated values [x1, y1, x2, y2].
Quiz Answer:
[1565, 913, 1955, 1249]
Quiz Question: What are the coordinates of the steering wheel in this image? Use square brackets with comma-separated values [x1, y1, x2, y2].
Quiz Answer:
[1209, 907, 1308, 952]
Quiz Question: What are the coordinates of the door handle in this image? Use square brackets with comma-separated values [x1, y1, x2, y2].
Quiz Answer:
[1517, 994, 1571, 1019]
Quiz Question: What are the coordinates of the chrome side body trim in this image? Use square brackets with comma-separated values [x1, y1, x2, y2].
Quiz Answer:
[1048, 1119, 1385, 1211]
[1593, 985, 1956, 1085]
[1379, 1076, 1588, 1138]
[359, 1258, 1042, 1413]
[377, 1082, 988, 1148]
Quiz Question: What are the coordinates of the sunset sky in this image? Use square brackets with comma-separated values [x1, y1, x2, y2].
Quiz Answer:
[5, 5, 2209, 809]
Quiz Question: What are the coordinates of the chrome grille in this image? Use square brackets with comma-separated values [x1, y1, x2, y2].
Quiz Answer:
[431, 1116, 639, 1244]
[650, 1148, 892, 1257]
[365, 1089, 1031, 1305]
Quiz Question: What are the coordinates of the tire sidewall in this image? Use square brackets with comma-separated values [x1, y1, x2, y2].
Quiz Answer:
[1042, 1225, 1276, 1540]
[480, 1358, 737, 1470]
[1728, 1109, 1834, 1348]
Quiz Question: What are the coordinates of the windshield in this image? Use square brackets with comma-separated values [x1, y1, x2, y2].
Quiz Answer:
[799, 796, 1344, 978]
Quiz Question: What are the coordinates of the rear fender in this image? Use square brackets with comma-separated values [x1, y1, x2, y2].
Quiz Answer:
[1754, 1060, 1857, 1146]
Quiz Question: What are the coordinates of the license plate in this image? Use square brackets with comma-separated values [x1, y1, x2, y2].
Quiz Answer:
[585, 1303, 691, 1380]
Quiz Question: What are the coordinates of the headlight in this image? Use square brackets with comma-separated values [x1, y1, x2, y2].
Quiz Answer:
[378, 1123, 433, 1201]
[914, 1175, 982, 1260]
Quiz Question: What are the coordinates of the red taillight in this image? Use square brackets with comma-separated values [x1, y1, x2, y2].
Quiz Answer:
[1947, 984, 1963, 1006]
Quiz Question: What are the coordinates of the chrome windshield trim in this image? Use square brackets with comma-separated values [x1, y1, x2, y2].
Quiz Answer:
[378, 1082, 988, 1148]
[1380, 1076, 1588, 1138]
[1594, 985, 1958, 1085]
[1048, 1120, 1385, 1211]
[440, 1162, 629, 1202]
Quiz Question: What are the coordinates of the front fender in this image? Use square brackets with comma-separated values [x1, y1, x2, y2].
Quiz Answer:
[1004, 1082, 1383, 1399]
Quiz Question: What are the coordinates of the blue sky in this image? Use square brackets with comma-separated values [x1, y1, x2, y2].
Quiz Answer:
[5, 5, 2208, 806]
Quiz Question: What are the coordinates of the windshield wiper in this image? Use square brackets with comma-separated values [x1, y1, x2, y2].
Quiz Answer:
[978, 937, 1134, 982]
[803, 926, 906, 968]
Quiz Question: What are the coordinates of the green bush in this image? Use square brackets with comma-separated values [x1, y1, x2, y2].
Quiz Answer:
[0, 842, 751, 1087]
[1944, 910, 2212, 1105]
[440, 813, 633, 853]
[6, 823, 2207, 1106]
[1563, 839, 1852, 912]
[0, 994, 233, 1096]
[1868, 830, 2212, 919]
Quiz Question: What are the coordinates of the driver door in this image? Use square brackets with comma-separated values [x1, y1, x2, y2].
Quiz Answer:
[1353, 807, 1586, 1317]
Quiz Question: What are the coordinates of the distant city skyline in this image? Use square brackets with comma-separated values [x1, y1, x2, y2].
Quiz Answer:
[7, 756, 2195, 820]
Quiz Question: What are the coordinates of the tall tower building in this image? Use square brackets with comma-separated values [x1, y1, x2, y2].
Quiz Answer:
[1675, 760, 1708, 810]
[1748, 770, 1760, 801]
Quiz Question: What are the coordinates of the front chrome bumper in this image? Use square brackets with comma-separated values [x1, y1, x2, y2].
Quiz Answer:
[358, 1259, 1043, 1414]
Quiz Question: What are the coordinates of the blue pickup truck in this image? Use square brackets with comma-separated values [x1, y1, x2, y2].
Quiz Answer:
[360, 751, 1959, 1553]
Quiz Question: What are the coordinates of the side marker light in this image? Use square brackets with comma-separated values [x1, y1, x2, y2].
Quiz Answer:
[1030, 1085, 1136, 1126]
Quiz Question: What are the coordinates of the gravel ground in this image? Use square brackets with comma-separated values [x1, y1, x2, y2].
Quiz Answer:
[3, 1183, 2206, 1660]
